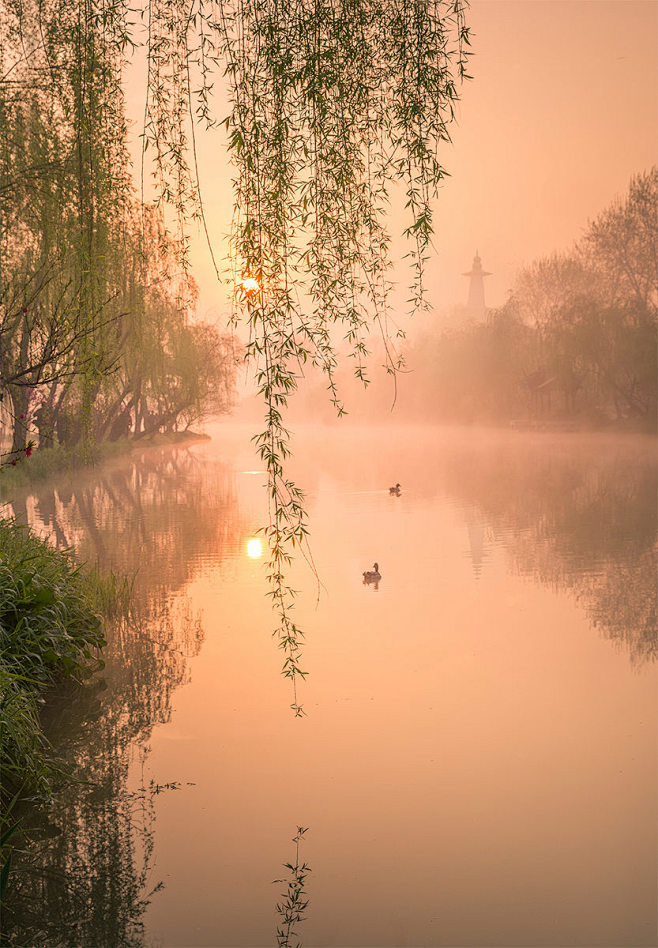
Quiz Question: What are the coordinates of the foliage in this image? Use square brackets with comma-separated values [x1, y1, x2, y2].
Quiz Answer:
[0, 449, 238, 944]
[0, 519, 107, 792]
[583, 167, 658, 310]
[0, 519, 106, 687]
[0, 0, 131, 451]
[0, 442, 36, 475]
[274, 826, 310, 948]
[403, 168, 657, 427]
[3, 0, 472, 710]
[212, 0, 470, 710]
[0, 2, 238, 461]
[133, 0, 472, 709]
[83, 564, 135, 622]
[0, 514, 147, 913]
[88, 206, 239, 445]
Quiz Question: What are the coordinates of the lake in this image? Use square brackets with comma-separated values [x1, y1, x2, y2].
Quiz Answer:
[5, 423, 657, 947]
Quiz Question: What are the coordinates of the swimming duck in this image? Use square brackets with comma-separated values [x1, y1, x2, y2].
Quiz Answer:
[363, 562, 381, 583]
[389, 483, 401, 495]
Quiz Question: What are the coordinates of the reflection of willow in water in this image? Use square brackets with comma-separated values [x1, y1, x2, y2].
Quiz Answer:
[442, 439, 657, 664]
[3, 447, 243, 947]
[5, 604, 201, 947]
[7, 445, 240, 600]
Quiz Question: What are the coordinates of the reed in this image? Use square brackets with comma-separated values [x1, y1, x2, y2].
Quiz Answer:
[83, 564, 135, 621]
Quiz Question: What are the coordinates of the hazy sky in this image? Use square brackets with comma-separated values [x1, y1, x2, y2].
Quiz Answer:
[126, 0, 657, 327]
[431, 0, 658, 313]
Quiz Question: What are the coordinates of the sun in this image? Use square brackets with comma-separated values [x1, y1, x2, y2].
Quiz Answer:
[239, 276, 261, 296]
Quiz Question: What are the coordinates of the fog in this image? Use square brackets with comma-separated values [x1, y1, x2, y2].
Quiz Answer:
[5, 424, 656, 945]
[123, 0, 657, 328]
[2, 1, 656, 945]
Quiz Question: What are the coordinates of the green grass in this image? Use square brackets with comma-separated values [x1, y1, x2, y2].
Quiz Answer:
[83, 563, 135, 620]
[0, 517, 136, 900]
[0, 518, 130, 889]
[0, 519, 106, 689]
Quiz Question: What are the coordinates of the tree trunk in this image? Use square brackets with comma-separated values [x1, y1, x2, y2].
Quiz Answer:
[9, 384, 30, 453]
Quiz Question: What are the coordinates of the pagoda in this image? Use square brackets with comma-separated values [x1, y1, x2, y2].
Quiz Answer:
[463, 251, 492, 321]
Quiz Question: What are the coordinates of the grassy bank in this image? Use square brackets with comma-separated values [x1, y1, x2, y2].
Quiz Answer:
[0, 518, 110, 788]
[0, 431, 182, 797]
[0, 430, 202, 896]
[0, 519, 128, 896]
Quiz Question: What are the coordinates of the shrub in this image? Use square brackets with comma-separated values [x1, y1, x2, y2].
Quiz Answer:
[0, 519, 107, 798]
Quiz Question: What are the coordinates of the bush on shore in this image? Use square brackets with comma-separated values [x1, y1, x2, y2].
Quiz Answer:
[0, 519, 107, 798]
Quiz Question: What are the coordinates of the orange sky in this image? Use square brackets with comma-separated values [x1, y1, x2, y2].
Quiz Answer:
[430, 0, 658, 314]
[126, 0, 657, 327]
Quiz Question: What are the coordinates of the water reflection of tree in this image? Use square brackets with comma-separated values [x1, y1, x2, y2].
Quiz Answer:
[3, 447, 243, 946]
[8, 445, 242, 602]
[439, 438, 657, 664]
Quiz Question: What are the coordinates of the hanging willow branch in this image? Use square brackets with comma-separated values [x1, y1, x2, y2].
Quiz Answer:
[144, 0, 471, 716]
[6, 0, 472, 714]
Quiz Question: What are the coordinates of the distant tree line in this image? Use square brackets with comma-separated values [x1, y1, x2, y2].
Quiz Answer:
[0, 1, 238, 459]
[404, 169, 657, 428]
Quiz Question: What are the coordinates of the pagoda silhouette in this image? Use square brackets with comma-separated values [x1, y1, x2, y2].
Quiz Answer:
[463, 251, 491, 321]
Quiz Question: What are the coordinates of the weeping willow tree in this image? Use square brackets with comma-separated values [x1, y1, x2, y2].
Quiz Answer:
[171, 0, 471, 714]
[0, 0, 133, 454]
[1, 1, 236, 456]
[4, 0, 471, 713]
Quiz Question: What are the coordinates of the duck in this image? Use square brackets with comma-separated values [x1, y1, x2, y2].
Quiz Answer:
[389, 483, 401, 495]
[362, 562, 381, 583]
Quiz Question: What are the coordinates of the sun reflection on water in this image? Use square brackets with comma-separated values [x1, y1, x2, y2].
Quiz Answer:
[246, 538, 263, 559]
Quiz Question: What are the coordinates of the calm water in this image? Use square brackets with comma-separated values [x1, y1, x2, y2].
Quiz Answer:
[5, 424, 657, 947]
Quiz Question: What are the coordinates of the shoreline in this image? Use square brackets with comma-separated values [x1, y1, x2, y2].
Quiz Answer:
[0, 430, 211, 494]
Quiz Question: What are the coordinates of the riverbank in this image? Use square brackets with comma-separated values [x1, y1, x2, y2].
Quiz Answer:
[0, 432, 204, 765]
[0, 430, 210, 493]
[0, 518, 115, 796]
[0, 501, 136, 897]
[0, 434, 195, 798]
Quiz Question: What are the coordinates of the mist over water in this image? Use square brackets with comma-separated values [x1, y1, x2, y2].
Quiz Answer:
[5, 422, 656, 947]
[1, 0, 656, 943]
